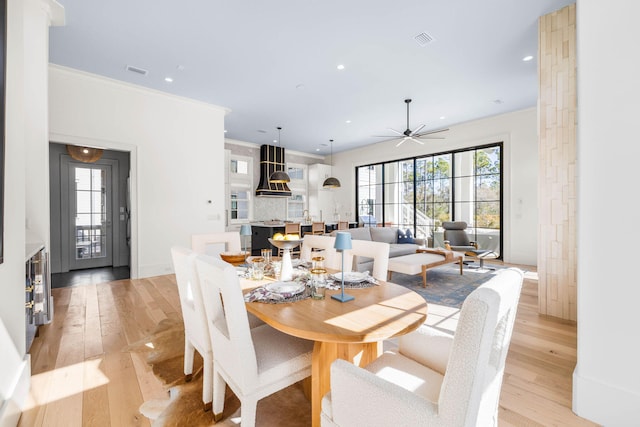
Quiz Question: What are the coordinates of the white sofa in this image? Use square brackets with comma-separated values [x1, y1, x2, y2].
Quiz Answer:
[330, 227, 425, 273]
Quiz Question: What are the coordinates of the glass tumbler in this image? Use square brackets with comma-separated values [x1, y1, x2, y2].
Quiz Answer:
[261, 249, 272, 266]
[251, 257, 265, 280]
[310, 268, 327, 300]
[311, 256, 325, 270]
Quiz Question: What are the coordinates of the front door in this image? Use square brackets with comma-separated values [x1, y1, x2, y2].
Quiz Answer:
[68, 163, 113, 270]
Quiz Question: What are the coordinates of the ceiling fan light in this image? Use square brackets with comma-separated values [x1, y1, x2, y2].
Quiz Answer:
[269, 170, 291, 183]
[322, 177, 341, 188]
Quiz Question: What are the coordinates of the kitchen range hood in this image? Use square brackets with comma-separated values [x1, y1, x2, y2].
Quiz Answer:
[255, 144, 291, 197]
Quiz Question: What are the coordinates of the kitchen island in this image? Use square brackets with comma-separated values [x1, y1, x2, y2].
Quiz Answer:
[249, 221, 357, 255]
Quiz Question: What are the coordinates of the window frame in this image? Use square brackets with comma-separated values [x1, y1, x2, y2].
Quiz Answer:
[355, 142, 502, 256]
[286, 162, 308, 221]
[228, 154, 253, 225]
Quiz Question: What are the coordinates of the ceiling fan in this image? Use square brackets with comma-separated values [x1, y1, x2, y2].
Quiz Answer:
[373, 99, 449, 147]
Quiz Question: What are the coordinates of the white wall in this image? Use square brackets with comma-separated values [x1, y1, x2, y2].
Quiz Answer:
[48, 66, 229, 278]
[573, 0, 640, 424]
[331, 108, 539, 266]
[0, 0, 63, 419]
[1, 0, 28, 358]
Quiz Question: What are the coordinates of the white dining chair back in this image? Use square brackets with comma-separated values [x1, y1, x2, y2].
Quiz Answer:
[191, 231, 242, 257]
[170, 246, 213, 411]
[345, 239, 390, 281]
[322, 267, 524, 427]
[300, 235, 341, 269]
[195, 254, 314, 426]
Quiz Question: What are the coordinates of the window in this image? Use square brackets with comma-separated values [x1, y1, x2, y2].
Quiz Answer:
[356, 143, 502, 255]
[228, 154, 253, 224]
[286, 163, 307, 220]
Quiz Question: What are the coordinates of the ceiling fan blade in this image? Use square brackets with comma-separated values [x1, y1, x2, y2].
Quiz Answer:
[395, 137, 409, 147]
[387, 127, 404, 136]
[410, 124, 426, 136]
[414, 127, 449, 137]
[409, 137, 424, 145]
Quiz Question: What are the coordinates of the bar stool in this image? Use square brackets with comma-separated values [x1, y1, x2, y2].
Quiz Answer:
[279, 222, 302, 257]
[337, 221, 349, 230]
[311, 222, 325, 235]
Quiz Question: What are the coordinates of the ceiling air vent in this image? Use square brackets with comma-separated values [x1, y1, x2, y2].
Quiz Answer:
[126, 65, 149, 76]
[414, 32, 434, 47]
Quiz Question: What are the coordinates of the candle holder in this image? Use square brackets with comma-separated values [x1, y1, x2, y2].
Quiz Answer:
[331, 232, 354, 302]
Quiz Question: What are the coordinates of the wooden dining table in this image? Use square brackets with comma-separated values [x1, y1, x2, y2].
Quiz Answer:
[241, 271, 428, 427]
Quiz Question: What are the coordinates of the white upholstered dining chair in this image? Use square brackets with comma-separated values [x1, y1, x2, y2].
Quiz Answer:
[321, 267, 524, 427]
[345, 239, 390, 281]
[195, 254, 314, 427]
[191, 231, 241, 257]
[170, 246, 214, 411]
[300, 234, 340, 269]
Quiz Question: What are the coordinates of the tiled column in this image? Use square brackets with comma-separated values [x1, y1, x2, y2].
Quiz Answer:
[538, 4, 577, 320]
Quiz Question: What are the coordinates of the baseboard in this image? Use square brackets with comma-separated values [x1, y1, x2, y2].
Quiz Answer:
[0, 355, 31, 427]
[573, 367, 640, 425]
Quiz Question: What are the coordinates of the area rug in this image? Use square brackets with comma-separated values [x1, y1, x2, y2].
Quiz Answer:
[125, 318, 311, 427]
[388, 263, 510, 308]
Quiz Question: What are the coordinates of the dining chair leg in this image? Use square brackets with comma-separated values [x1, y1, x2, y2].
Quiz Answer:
[184, 340, 195, 382]
[212, 368, 226, 418]
[202, 354, 213, 411]
[241, 398, 259, 427]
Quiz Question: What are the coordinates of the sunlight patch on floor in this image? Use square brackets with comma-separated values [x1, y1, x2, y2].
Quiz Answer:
[22, 359, 109, 409]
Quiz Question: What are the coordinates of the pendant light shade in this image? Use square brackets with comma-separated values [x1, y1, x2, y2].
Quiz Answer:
[269, 127, 291, 183]
[66, 145, 104, 163]
[322, 139, 341, 188]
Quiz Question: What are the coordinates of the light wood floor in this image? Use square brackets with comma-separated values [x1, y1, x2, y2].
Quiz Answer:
[19, 263, 600, 426]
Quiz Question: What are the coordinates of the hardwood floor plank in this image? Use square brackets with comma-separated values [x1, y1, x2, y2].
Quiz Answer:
[84, 284, 104, 358]
[102, 330, 150, 426]
[81, 356, 111, 427]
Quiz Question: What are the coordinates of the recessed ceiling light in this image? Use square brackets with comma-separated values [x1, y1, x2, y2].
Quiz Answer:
[345, 120, 351, 124]
[439, 116, 446, 120]
[273, 139, 278, 143]
[224, 129, 227, 133]
[164, 77, 173, 83]
[522, 55, 534, 62]
[337, 64, 345, 70]
[316, 148, 320, 152]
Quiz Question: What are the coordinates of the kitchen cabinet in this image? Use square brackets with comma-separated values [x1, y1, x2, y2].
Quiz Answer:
[250, 224, 285, 256]
[308, 164, 336, 222]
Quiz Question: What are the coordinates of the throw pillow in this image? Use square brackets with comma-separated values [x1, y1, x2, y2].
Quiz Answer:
[397, 228, 416, 244]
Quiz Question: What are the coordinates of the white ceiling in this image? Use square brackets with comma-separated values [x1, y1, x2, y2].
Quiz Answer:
[49, 0, 575, 155]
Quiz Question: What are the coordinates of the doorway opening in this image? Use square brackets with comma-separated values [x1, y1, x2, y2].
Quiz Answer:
[49, 142, 131, 287]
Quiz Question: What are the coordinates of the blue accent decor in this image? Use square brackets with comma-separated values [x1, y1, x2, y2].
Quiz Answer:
[332, 232, 355, 303]
[397, 228, 416, 244]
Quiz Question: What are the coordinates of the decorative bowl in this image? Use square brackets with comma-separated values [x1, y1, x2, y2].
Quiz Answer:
[268, 238, 303, 250]
[220, 251, 249, 265]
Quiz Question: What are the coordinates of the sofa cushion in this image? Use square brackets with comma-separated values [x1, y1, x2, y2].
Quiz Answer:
[342, 227, 372, 241]
[397, 228, 416, 244]
[369, 227, 398, 244]
[389, 243, 420, 258]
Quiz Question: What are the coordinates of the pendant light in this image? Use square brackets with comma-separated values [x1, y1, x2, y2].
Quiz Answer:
[269, 126, 291, 183]
[66, 145, 104, 163]
[322, 139, 341, 188]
